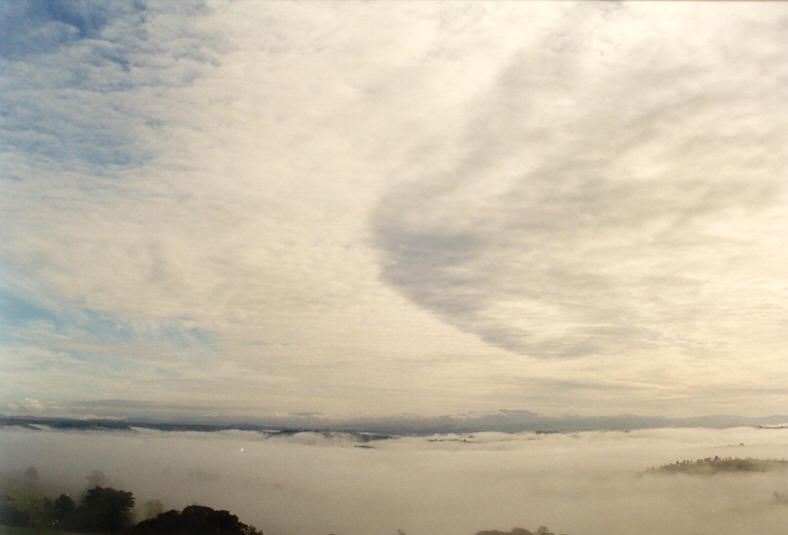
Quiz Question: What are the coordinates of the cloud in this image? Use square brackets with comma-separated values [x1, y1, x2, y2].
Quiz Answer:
[0, 1, 141, 60]
[1, 2, 506, 415]
[8, 397, 46, 413]
[0, 1, 217, 173]
[372, 3, 788, 359]
[0, 2, 786, 418]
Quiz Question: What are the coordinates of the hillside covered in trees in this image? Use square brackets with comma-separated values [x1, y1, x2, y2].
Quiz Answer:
[476, 527, 567, 535]
[649, 457, 788, 475]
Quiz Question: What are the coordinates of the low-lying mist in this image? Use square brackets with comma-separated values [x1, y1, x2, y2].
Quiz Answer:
[2, 425, 788, 535]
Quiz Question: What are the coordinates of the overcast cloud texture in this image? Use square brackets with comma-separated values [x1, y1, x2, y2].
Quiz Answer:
[1, 2, 787, 419]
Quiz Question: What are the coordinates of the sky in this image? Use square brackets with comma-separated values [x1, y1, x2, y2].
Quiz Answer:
[1, 1, 787, 422]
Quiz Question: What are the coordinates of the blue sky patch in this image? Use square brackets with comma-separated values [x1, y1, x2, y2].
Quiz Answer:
[0, 286, 214, 352]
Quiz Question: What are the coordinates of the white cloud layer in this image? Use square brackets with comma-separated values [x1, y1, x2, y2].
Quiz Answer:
[1, 2, 786, 418]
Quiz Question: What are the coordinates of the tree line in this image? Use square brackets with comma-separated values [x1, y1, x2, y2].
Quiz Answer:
[648, 456, 788, 474]
[0, 485, 262, 535]
[2, 467, 567, 535]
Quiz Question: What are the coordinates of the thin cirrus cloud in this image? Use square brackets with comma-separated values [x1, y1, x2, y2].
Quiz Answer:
[1, 2, 786, 419]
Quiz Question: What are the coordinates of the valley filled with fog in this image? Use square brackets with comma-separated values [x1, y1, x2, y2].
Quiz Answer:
[2, 425, 788, 535]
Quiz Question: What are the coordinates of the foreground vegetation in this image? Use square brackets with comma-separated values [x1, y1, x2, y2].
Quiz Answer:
[1, 490, 562, 535]
[1, 467, 566, 535]
[0, 484, 261, 535]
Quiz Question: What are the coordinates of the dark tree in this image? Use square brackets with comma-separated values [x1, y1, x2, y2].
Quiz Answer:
[129, 505, 262, 535]
[53, 494, 76, 527]
[71, 486, 135, 532]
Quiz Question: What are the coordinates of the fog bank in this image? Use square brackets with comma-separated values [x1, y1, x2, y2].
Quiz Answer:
[2, 426, 788, 535]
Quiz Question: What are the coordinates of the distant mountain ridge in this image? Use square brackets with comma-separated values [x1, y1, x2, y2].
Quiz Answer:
[3, 412, 788, 436]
